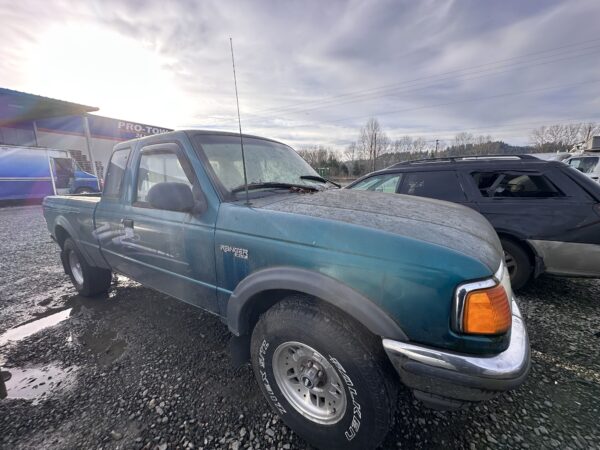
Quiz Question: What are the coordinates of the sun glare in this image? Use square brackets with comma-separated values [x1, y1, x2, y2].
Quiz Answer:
[23, 23, 192, 127]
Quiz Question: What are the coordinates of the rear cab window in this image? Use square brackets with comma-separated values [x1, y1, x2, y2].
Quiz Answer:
[103, 147, 131, 198]
[471, 171, 564, 198]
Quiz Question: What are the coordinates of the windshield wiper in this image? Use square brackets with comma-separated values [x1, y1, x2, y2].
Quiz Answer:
[300, 175, 341, 188]
[231, 182, 319, 193]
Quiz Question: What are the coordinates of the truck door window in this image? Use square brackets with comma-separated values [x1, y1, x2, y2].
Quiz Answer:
[472, 172, 564, 198]
[352, 174, 401, 193]
[135, 150, 193, 204]
[398, 171, 466, 202]
[103, 148, 131, 198]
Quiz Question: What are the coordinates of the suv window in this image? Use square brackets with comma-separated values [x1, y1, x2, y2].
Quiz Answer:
[135, 149, 193, 204]
[566, 156, 599, 174]
[472, 172, 564, 198]
[103, 148, 130, 198]
[398, 171, 465, 202]
[351, 173, 401, 193]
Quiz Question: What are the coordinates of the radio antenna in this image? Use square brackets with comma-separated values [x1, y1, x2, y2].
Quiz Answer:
[229, 37, 250, 206]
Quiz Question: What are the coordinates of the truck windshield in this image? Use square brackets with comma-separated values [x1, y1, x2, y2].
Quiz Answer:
[192, 134, 322, 196]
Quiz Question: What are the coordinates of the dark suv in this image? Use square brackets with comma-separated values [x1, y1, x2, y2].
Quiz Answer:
[347, 155, 600, 289]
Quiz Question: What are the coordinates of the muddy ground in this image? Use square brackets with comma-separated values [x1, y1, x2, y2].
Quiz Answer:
[0, 205, 599, 449]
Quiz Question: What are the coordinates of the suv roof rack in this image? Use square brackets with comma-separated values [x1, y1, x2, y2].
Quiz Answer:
[390, 154, 539, 167]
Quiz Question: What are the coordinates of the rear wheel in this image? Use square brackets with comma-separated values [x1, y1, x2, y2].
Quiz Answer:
[250, 296, 397, 450]
[75, 187, 94, 194]
[501, 238, 532, 290]
[62, 238, 112, 296]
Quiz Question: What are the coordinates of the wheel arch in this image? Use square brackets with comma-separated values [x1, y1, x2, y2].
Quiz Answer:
[54, 224, 70, 249]
[227, 267, 408, 343]
[497, 232, 544, 277]
[53, 217, 98, 268]
[53, 216, 79, 249]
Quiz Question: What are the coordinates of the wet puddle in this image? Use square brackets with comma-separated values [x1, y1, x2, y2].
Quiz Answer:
[3, 364, 78, 403]
[0, 308, 72, 346]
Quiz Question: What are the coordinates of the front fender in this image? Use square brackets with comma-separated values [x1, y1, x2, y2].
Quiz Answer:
[226, 266, 408, 341]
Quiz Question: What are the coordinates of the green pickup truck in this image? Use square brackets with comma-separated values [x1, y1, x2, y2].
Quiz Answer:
[43, 130, 530, 450]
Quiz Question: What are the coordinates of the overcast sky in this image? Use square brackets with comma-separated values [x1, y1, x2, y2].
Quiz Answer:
[1, 0, 600, 149]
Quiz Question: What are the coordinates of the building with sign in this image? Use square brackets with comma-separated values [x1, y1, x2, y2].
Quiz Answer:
[0, 87, 171, 178]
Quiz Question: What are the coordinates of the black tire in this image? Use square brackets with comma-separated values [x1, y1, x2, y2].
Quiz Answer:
[250, 296, 397, 450]
[75, 187, 94, 194]
[501, 238, 532, 290]
[61, 238, 112, 296]
[0, 370, 8, 400]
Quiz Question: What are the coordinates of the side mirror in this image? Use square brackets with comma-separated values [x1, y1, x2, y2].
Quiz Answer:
[147, 182, 195, 212]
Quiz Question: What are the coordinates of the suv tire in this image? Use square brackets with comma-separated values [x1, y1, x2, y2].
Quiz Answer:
[62, 238, 112, 296]
[75, 187, 95, 194]
[501, 238, 532, 290]
[250, 296, 397, 450]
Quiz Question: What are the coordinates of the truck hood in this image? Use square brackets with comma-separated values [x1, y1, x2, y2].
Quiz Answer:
[256, 189, 503, 272]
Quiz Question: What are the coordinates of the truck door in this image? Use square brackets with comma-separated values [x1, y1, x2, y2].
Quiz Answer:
[99, 142, 218, 313]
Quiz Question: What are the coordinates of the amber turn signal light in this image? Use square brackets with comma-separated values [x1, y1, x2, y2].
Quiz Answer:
[463, 284, 511, 335]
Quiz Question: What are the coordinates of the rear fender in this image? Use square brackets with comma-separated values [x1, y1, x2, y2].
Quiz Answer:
[53, 215, 96, 267]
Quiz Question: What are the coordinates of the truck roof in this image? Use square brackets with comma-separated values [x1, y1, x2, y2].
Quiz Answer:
[114, 129, 290, 149]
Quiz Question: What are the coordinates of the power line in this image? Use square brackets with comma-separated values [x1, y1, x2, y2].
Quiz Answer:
[386, 117, 600, 142]
[251, 78, 600, 130]
[241, 46, 600, 122]
[247, 37, 600, 117]
[268, 117, 600, 149]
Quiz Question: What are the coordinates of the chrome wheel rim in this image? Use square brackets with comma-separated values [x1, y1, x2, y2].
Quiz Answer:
[272, 341, 347, 424]
[68, 250, 84, 286]
[504, 250, 517, 277]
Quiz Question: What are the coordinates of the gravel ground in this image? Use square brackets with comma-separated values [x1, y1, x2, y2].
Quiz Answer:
[0, 205, 599, 449]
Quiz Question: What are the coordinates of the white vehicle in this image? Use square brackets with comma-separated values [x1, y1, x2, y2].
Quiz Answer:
[532, 152, 573, 162]
[565, 153, 600, 182]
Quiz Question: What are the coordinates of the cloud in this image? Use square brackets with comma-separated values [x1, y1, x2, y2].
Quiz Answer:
[1, 0, 599, 149]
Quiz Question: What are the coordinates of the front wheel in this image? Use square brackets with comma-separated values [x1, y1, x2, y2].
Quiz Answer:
[250, 297, 397, 450]
[501, 238, 533, 290]
[62, 238, 112, 296]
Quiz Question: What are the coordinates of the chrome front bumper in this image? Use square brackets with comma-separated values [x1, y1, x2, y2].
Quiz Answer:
[383, 300, 530, 409]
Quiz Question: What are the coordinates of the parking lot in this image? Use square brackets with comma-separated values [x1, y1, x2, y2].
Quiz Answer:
[0, 205, 599, 449]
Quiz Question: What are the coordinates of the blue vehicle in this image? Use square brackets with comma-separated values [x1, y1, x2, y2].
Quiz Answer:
[43, 130, 529, 450]
[0, 145, 99, 201]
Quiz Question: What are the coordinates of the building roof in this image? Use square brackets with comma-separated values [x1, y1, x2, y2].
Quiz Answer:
[0, 87, 98, 126]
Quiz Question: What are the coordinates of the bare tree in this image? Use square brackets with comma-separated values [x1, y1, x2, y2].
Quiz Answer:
[563, 124, 582, 146]
[412, 137, 428, 153]
[530, 126, 548, 147]
[579, 122, 600, 148]
[475, 134, 492, 146]
[545, 125, 566, 145]
[343, 142, 358, 175]
[531, 122, 599, 151]
[359, 118, 388, 171]
[454, 132, 474, 150]
[393, 136, 413, 153]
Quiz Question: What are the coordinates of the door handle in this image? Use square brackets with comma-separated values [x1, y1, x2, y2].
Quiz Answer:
[122, 219, 134, 228]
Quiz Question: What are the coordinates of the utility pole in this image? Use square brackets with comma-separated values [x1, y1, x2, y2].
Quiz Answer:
[435, 139, 439, 153]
